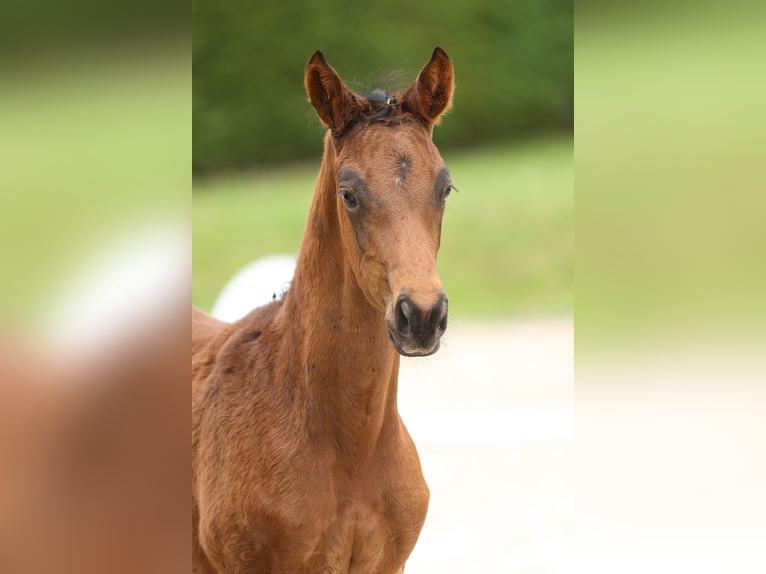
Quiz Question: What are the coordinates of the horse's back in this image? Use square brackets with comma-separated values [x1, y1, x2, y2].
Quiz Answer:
[192, 301, 283, 353]
[192, 306, 227, 354]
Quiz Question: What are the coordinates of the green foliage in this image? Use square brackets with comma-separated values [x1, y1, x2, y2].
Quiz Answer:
[193, 0, 572, 172]
[193, 137, 572, 316]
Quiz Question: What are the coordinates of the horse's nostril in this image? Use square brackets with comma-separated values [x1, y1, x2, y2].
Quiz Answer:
[431, 294, 448, 333]
[396, 298, 412, 337]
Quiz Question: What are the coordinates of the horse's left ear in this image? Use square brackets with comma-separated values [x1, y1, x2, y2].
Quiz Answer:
[403, 47, 454, 126]
[305, 51, 365, 136]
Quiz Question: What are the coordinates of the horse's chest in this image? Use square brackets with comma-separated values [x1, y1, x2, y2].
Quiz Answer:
[301, 498, 400, 573]
[244, 468, 428, 573]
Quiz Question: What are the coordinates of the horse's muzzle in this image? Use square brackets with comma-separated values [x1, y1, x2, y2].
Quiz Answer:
[386, 291, 448, 357]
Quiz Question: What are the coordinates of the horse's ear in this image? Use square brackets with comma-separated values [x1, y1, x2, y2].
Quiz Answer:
[403, 47, 454, 126]
[305, 51, 364, 135]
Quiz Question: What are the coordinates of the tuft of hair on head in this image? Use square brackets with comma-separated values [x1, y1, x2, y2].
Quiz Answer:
[367, 88, 398, 118]
[368, 89, 387, 106]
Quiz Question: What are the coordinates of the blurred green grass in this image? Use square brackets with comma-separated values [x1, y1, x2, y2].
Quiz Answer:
[193, 136, 572, 316]
[576, 11, 766, 346]
[0, 53, 189, 324]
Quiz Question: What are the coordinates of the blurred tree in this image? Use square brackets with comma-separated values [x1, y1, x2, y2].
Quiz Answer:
[193, 0, 572, 172]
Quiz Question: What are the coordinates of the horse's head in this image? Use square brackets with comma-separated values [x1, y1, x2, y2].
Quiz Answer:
[305, 48, 455, 357]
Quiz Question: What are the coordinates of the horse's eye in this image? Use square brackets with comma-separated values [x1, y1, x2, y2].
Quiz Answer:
[444, 184, 455, 200]
[339, 188, 358, 209]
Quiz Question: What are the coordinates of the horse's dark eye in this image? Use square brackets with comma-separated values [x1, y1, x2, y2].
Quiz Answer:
[339, 188, 358, 209]
[444, 184, 455, 200]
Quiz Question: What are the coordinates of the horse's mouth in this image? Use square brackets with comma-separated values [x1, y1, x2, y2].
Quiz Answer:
[386, 327, 442, 357]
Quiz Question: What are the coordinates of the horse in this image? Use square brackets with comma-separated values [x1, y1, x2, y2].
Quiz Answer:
[192, 47, 455, 573]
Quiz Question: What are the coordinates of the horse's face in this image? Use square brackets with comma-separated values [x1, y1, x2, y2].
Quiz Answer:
[334, 122, 451, 356]
[306, 48, 455, 357]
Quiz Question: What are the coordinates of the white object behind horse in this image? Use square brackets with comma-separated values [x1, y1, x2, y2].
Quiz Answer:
[39, 218, 189, 354]
[211, 255, 296, 323]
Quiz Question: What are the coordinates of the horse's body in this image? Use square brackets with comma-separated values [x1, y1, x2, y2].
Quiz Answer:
[193, 48, 455, 573]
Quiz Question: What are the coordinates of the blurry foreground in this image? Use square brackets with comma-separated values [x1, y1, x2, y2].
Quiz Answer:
[0, 9, 190, 571]
[577, 4, 766, 573]
[0, 303, 189, 573]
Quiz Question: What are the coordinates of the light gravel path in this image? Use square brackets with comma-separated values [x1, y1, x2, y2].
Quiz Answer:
[398, 316, 573, 574]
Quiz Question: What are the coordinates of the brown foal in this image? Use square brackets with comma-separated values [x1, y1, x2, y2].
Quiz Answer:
[192, 47, 455, 573]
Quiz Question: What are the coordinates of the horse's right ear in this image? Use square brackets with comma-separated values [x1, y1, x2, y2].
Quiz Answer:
[305, 51, 364, 136]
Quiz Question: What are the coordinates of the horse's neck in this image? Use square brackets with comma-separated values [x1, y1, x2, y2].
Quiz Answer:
[280, 137, 400, 460]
